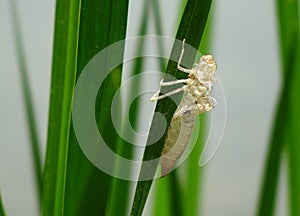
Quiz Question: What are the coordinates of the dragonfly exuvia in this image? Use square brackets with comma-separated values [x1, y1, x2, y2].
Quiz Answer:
[150, 39, 217, 176]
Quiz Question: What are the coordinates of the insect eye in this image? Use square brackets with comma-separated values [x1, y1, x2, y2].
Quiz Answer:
[208, 59, 215, 64]
[189, 73, 195, 79]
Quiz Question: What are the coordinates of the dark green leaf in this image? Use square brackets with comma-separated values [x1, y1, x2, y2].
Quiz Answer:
[179, 8, 213, 215]
[130, 0, 212, 215]
[287, 58, 300, 215]
[276, 1, 300, 214]
[152, 0, 180, 215]
[0, 193, 5, 216]
[63, 0, 129, 215]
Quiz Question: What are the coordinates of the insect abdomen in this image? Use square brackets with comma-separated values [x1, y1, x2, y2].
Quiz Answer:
[160, 114, 195, 176]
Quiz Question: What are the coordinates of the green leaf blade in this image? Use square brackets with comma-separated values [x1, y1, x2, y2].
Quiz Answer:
[10, 0, 42, 202]
[277, 6, 300, 211]
[130, 0, 212, 215]
[106, 2, 150, 215]
[42, 0, 82, 215]
[180, 9, 213, 215]
[257, 0, 299, 215]
[0, 193, 6, 216]
[63, 0, 129, 215]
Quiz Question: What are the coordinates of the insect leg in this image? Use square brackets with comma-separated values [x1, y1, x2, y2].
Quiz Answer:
[160, 78, 189, 86]
[177, 39, 193, 74]
[150, 86, 186, 101]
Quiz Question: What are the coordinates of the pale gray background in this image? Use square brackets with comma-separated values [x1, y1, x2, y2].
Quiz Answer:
[0, 0, 286, 215]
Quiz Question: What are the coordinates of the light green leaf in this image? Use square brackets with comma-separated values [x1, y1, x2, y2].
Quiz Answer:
[257, 0, 299, 215]
[42, 0, 81, 215]
[10, 0, 42, 202]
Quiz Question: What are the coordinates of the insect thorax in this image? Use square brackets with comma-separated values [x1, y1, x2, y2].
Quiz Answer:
[186, 79, 208, 99]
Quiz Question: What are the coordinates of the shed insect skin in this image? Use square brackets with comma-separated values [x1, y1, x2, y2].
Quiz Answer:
[150, 39, 217, 176]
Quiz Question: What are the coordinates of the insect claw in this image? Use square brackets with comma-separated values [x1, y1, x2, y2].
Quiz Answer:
[159, 79, 164, 85]
[150, 91, 160, 101]
[209, 96, 217, 107]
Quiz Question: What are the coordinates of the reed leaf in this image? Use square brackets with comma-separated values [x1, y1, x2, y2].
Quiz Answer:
[106, 1, 150, 215]
[42, 0, 82, 215]
[0, 193, 5, 216]
[63, 0, 129, 215]
[130, 0, 212, 215]
[10, 0, 42, 202]
[257, 0, 299, 215]
[277, 0, 300, 214]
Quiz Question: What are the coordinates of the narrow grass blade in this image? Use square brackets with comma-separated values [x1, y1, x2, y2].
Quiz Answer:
[153, 177, 172, 216]
[106, 1, 150, 215]
[286, 47, 300, 216]
[181, 116, 206, 215]
[169, 172, 184, 216]
[179, 8, 212, 215]
[9, 0, 42, 201]
[152, 1, 185, 215]
[278, 0, 300, 213]
[154, 173, 183, 216]
[42, 0, 81, 215]
[257, 0, 299, 215]
[257, 80, 290, 216]
[276, 0, 299, 80]
[0, 193, 5, 216]
[151, 0, 173, 214]
[130, 1, 212, 215]
[63, 1, 129, 215]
